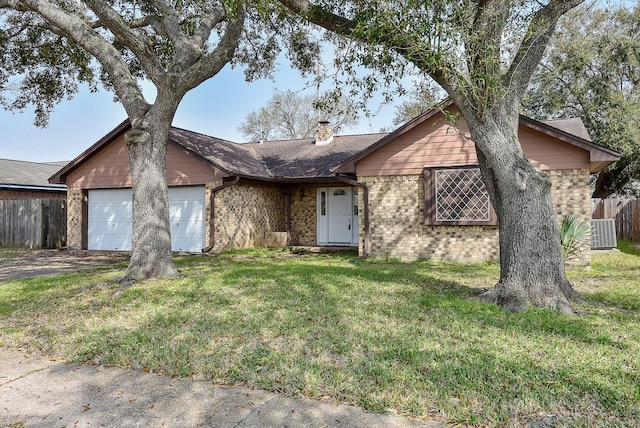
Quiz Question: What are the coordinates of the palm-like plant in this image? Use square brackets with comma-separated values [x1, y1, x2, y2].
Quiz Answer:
[560, 216, 591, 261]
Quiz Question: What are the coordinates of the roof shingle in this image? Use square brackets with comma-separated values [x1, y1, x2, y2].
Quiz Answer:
[0, 158, 67, 189]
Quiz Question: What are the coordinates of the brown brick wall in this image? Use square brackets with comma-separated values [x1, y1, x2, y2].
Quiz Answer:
[66, 187, 83, 249]
[360, 168, 592, 263]
[212, 182, 286, 252]
[549, 168, 592, 264]
[290, 186, 317, 245]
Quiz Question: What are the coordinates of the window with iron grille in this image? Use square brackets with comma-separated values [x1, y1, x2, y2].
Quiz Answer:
[424, 167, 497, 225]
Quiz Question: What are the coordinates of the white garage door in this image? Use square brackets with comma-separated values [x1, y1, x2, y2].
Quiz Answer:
[88, 186, 205, 252]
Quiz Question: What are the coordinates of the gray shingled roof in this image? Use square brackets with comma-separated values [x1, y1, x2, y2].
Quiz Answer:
[542, 118, 592, 141]
[250, 134, 387, 179]
[0, 158, 67, 189]
[169, 127, 386, 180]
[169, 128, 271, 178]
[50, 113, 615, 185]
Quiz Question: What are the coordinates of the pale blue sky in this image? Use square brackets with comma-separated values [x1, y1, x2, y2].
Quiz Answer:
[0, 60, 400, 163]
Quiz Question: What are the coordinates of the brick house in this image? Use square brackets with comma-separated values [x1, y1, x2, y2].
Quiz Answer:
[49, 104, 619, 262]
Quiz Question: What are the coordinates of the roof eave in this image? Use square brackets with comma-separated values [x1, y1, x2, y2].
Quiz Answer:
[519, 116, 621, 171]
[333, 100, 454, 174]
[0, 184, 67, 192]
[49, 119, 131, 184]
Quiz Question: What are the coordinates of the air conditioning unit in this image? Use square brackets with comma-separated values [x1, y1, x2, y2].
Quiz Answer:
[591, 219, 617, 249]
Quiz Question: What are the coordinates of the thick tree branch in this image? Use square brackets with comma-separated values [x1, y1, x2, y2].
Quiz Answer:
[82, 0, 166, 85]
[181, 8, 245, 92]
[278, 0, 457, 95]
[0, 0, 28, 11]
[192, 6, 225, 47]
[504, 0, 585, 102]
[145, 0, 201, 66]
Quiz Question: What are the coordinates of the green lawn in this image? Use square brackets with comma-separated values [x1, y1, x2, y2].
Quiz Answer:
[1, 246, 639, 427]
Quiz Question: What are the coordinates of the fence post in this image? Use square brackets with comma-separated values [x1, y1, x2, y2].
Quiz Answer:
[633, 200, 640, 242]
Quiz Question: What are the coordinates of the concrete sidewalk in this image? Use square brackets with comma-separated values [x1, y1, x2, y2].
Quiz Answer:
[0, 348, 446, 428]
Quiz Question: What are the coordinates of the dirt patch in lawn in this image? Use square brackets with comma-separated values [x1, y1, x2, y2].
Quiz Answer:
[0, 249, 129, 281]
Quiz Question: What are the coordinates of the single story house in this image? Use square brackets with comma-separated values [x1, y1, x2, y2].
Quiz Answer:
[49, 104, 620, 262]
[0, 158, 67, 200]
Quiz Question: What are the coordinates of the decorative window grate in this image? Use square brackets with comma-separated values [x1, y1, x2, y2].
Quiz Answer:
[435, 168, 490, 222]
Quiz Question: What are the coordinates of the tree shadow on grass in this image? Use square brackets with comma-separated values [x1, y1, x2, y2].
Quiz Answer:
[3, 253, 639, 426]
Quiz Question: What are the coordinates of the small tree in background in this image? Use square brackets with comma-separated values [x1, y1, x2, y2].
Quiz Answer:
[238, 89, 358, 141]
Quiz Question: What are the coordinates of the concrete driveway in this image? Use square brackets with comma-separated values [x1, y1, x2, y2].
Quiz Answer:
[0, 249, 129, 281]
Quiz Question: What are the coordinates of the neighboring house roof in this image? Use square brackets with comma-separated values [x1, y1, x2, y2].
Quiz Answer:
[541, 118, 592, 141]
[334, 104, 621, 174]
[0, 158, 67, 191]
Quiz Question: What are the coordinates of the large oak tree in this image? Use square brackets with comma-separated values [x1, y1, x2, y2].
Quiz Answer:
[280, 0, 586, 312]
[0, 0, 306, 281]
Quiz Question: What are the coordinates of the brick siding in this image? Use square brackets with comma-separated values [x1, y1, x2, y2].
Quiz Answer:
[66, 186, 83, 249]
[290, 186, 317, 245]
[549, 168, 592, 264]
[360, 168, 592, 263]
[212, 182, 286, 252]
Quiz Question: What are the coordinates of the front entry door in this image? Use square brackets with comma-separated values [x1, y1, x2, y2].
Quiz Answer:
[317, 187, 357, 245]
[328, 188, 352, 243]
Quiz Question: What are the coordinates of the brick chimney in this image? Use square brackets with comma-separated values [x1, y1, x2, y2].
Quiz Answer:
[315, 120, 334, 146]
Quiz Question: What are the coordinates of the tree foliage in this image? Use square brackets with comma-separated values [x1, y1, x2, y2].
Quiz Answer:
[522, 4, 640, 198]
[279, 0, 587, 312]
[0, 0, 317, 281]
[238, 89, 358, 141]
[392, 81, 445, 125]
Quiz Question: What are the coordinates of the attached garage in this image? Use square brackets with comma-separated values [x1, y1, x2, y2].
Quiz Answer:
[88, 186, 205, 252]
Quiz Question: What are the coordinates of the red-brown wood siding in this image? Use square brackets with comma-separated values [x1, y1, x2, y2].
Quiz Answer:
[356, 113, 591, 176]
[66, 135, 225, 188]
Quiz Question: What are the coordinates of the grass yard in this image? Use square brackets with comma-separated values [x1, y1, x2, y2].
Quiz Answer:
[0, 245, 639, 427]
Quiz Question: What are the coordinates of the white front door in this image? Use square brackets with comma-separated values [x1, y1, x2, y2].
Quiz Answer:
[317, 187, 358, 245]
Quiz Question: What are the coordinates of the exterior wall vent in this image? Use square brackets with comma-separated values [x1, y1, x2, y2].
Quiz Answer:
[591, 219, 617, 249]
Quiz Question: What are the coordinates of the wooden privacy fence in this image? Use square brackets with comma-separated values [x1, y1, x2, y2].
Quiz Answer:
[591, 198, 640, 242]
[0, 199, 67, 248]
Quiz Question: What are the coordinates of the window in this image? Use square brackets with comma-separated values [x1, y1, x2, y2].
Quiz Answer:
[353, 189, 359, 216]
[320, 191, 326, 216]
[424, 167, 497, 225]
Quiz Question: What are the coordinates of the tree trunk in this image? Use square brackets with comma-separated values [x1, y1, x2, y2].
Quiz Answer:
[123, 105, 180, 281]
[591, 162, 631, 199]
[466, 105, 584, 314]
